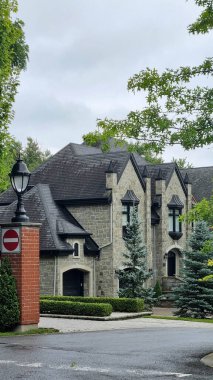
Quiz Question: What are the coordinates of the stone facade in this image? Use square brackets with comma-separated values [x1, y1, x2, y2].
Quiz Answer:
[40, 157, 192, 297]
[0, 143, 210, 299]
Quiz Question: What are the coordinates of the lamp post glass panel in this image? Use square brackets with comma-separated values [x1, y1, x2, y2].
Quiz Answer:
[9, 157, 31, 222]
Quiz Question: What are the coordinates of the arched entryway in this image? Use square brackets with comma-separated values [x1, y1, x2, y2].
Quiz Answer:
[168, 251, 176, 276]
[63, 269, 84, 296]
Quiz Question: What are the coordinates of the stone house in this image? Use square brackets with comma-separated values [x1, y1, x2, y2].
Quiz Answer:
[0, 142, 212, 297]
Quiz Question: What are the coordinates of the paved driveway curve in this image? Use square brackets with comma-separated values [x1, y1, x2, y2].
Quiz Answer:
[39, 315, 213, 333]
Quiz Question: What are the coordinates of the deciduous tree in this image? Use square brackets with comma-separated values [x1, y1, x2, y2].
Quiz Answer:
[0, 0, 28, 155]
[84, 1, 213, 154]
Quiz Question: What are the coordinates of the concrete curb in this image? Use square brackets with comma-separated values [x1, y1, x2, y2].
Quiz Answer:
[201, 353, 213, 368]
[40, 311, 152, 321]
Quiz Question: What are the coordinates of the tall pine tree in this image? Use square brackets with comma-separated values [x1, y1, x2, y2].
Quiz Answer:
[174, 221, 213, 318]
[118, 207, 154, 306]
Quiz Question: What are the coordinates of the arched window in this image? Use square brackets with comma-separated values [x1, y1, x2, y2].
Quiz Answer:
[73, 242, 79, 257]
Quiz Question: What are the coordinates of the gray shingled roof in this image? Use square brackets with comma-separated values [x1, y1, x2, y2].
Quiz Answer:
[0, 184, 99, 254]
[121, 190, 140, 204]
[31, 146, 134, 201]
[180, 167, 213, 201]
[0, 143, 146, 205]
[139, 163, 187, 202]
[167, 195, 184, 209]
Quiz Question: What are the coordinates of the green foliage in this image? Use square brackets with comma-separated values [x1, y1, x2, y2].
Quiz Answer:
[0, 0, 28, 154]
[40, 295, 144, 312]
[153, 280, 162, 299]
[83, 135, 163, 164]
[40, 299, 112, 317]
[117, 207, 154, 306]
[174, 221, 213, 318]
[172, 157, 193, 169]
[188, 0, 213, 34]
[21, 137, 52, 172]
[0, 135, 21, 191]
[84, 3, 213, 154]
[0, 136, 52, 192]
[0, 257, 20, 331]
[180, 194, 213, 227]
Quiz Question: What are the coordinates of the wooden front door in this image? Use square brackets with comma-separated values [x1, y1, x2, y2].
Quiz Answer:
[168, 251, 176, 276]
[63, 269, 84, 296]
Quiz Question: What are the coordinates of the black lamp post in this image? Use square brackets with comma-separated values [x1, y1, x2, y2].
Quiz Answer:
[9, 156, 31, 222]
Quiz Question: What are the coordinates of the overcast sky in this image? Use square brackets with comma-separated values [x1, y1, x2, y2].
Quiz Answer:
[12, 0, 213, 166]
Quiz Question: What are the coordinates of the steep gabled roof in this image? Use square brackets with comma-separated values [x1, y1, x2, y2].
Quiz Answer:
[0, 184, 99, 255]
[180, 166, 213, 201]
[0, 144, 146, 205]
[139, 162, 187, 201]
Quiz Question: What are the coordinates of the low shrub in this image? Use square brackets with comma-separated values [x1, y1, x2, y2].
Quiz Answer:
[0, 257, 20, 332]
[40, 300, 112, 317]
[40, 296, 144, 312]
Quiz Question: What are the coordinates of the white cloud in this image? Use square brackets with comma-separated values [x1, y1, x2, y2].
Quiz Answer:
[10, 0, 213, 166]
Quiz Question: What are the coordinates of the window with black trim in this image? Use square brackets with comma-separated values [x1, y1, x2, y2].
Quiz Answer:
[121, 190, 140, 237]
[167, 195, 183, 240]
[73, 242, 79, 257]
[168, 208, 182, 239]
[122, 204, 134, 236]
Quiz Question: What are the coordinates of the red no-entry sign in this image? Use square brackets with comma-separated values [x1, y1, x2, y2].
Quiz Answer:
[1, 228, 21, 253]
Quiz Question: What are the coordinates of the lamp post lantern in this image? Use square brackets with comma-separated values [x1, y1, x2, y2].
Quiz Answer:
[9, 156, 31, 223]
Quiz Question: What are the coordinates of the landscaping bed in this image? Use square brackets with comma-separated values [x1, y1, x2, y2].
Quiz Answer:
[41, 296, 144, 313]
[40, 299, 112, 317]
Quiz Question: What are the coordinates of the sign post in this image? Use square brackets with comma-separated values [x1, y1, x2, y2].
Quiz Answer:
[1, 228, 21, 253]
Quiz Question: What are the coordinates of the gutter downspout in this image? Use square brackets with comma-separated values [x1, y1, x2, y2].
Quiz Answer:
[53, 255, 57, 296]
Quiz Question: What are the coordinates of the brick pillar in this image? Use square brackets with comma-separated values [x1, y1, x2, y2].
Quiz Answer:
[1, 223, 41, 331]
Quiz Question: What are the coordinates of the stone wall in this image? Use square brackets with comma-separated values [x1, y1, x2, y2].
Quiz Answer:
[40, 256, 55, 295]
[154, 170, 191, 282]
[109, 159, 149, 296]
[68, 205, 111, 247]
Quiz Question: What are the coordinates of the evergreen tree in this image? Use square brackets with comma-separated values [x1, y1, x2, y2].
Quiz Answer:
[118, 207, 154, 306]
[0, 257, 20, 331]
[174, 221, 213, 318]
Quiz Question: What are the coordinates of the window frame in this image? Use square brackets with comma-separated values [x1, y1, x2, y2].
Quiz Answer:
[168, 207, 183, 240]
[73, 242, 80, 258]
[122, 203, 138, 237]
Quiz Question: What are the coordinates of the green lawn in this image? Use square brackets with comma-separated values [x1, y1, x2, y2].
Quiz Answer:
[143, 315, 213, 323]
[0, 328, 59, 337]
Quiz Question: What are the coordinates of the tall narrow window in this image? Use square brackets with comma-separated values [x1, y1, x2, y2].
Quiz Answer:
[73, 243, 79, 257]
[122, 204, 134, 236]
[121, 190, 140, 238]
[167, 195, 184, 240]
[168, 209, 182, 233]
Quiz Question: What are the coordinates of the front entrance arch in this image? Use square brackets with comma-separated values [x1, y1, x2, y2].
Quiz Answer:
[63, 269, 84, 296]
[167, 251, 176, 276]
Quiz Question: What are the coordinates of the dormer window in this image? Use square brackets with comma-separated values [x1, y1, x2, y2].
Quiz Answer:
[167, 195, 184, 240]
[121, 190, 139, 237]
[73, 242, 80, 257]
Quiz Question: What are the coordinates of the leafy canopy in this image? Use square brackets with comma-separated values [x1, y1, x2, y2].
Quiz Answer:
[0, 136, 52, 192]
[84, 1, 213, 154]
[0, 0, 28, 155]
[180, 194, 213, 227]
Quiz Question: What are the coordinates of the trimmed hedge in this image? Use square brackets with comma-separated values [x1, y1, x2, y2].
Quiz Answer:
[40, 300, 112, 317]
[40, 296, 144, 312]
